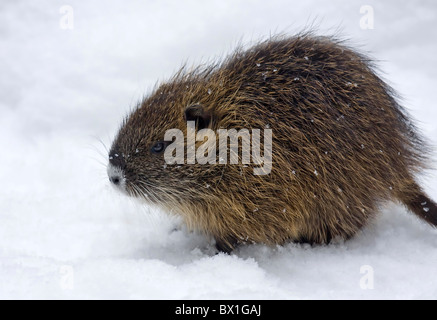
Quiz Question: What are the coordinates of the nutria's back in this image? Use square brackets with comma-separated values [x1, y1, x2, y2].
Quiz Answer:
[108, 34, 437, 252]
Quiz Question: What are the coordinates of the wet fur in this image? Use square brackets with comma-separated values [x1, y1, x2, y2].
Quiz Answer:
[109, 33, 437, 252]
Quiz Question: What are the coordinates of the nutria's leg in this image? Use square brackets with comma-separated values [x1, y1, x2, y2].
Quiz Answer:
[293, 236, 314, 245]
[293, 235, 332, 245]
[294, 225, 333, 245]
[215, 237, 238, 254]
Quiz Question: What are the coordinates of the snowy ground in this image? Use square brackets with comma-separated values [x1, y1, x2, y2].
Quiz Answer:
[1, 0, 436, 299]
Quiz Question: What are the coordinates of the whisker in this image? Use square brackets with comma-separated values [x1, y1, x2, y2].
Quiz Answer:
[97, 137, 109, 154]
[88, 156, 108, 168]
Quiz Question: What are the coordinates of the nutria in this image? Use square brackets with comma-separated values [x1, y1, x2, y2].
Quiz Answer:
[107, 33, 437, 253]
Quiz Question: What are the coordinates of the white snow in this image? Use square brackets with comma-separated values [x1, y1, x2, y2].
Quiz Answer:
[1, 0, 437, 300]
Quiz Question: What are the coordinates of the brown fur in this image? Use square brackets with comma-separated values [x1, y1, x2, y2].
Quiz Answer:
[109, 33, 437, 252]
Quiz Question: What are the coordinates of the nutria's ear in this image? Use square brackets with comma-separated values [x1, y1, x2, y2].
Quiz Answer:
[184, 104, 211, 130]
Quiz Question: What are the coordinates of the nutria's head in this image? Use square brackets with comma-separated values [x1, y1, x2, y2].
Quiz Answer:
[107, 78, 222, 207]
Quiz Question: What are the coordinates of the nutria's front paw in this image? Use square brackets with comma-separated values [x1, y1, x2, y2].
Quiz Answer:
[215, 237, 238, 254]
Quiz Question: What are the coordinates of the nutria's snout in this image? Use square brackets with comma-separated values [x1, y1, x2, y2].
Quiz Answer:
[108, 170, 122, 186]
[107, 152, 126, 191]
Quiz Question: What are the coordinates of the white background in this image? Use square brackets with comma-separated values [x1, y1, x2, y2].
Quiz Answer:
[1, 0, 436, 299]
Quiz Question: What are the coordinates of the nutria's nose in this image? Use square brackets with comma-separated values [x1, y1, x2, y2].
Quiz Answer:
[109, 175, 120, 185]
[108, 151, 126, 189]
[107, 162, 125, 190]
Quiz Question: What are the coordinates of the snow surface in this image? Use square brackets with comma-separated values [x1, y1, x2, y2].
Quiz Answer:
[1, 0, 437, 300]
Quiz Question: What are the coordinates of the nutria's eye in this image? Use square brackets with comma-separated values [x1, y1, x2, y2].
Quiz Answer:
[151, 142, 167, 154]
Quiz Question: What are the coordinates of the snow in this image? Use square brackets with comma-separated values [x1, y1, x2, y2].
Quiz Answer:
[1, 0, 437, 299]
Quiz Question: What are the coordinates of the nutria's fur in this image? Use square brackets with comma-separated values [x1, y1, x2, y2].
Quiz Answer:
[108, 34, 437, 253]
